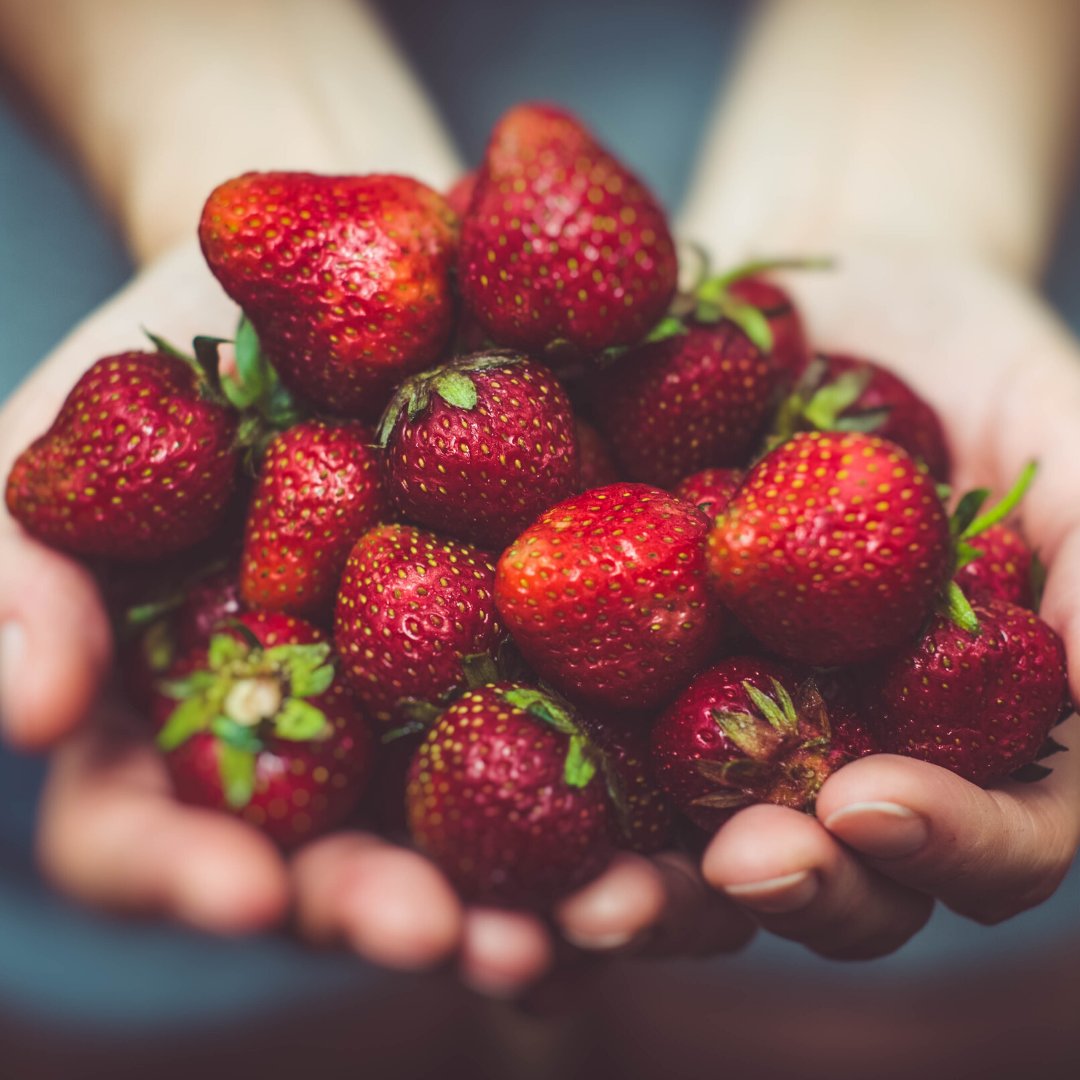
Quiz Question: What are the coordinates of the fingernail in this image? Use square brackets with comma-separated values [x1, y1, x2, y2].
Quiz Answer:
[562, 927, 636, 951]
[0, 622, 26, 735]
[724, 870, 819, 914]
[823, 801, 929, 859]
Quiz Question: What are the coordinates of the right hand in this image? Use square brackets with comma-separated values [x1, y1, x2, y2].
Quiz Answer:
[2, 241, 755, 995]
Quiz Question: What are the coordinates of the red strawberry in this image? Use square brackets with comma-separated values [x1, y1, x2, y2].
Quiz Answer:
[707, 431, 952, 667]
[954, 522, 1036, 609]
[406, 683, 613, 905]
[153, 612, 373, 847]
[445, 170, 478, 217]
[672, 467, 743, 520]
[587, 321, 781, 487]
[495, 483, 722, 710]
[199, 172, 457, 419]
[6, 351, 237, 560]
[377, 352, 579, 549]
[458, 103, 678, 356]
[650, 657, 849, 832]
[334, 524, 505, 726]
[240, 419, 387, 615]
[862, 599, 1068, 786]
[726, 276, 811, 381]
[815, 668, 877, 758]
[576, 418, 621, 491]
[774, 354, 951, 481]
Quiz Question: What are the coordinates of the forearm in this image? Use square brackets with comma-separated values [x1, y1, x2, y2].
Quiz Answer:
[0, 0, 462, 263]
[681, 0, 1080, 281]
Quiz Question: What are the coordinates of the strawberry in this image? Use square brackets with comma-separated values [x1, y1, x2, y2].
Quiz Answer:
[377, 352, 579, 549]
[445, 170, 478, 217]
[706, 431, 952, 667]
[672, 467, 743, 521]
[153, 612, 373, 847]
[334, 524, 505, 726]
[6, 351, 237, 560]
[954, 522, 1036, 609]
[458, 103, 678, 356]
[495, 483, 722, 710]
[773, 354, 951, 481]
[650, 657, 849, 832]
[199, 172, 457, 419]
[406, 683, 613, 905]
[576, 418, 621, 491]
[862, 599, 1068, 786]
[240, 419, 387, 615]
[587, 321, 781, 487]
[815, 668, 877, 758]
[726, 276, 811, 382]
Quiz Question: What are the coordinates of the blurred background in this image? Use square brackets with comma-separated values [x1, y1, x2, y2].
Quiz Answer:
[4, 1, 1080, 1076]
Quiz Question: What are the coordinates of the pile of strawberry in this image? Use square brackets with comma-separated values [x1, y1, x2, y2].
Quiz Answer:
[6, 103, 1070, 909]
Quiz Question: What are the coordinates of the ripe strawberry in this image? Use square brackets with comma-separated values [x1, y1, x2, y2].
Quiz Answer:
[774, 354, 951, 481]
[587, 321, 781, 487]
[458, 103, 678, 356]
[199, 172, 457, 419]
[726, 276, 811, 381]
[406, 683, 613, 905]
[495, 483, 722, 710]
[240, 419, 386, 615]
[862, 599, 1068, 786]
[445, 170, 478, 217]
[334, 524, 505, 726]
[576, 418, 621, 491]
[815, 668, 877, 758]
[6, 351, 237, 560]
[954, 522, 1036, 609]
[650, 657, 849, 832]
[153, 611, 373, 847]
[378, 352, 578, 549]
[707, 431, 952, 667]
[672, 468, 743, 521]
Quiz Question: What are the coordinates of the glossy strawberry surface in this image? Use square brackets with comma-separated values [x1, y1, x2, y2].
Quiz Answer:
[672, 467, 743, 521]
[707, 432, 951, 666]
[495, 483, 722, 710]
[954, 522, 1035, 609]
[334, 524, 505, 726]
[459, 103, 677, 356]
[727, 276, 811, 382]
[241, 420, 386, 615]
[6, 351, 237, 560]
[200, 172, 457, 418]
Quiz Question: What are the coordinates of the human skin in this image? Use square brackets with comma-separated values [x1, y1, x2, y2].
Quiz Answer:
[3, 0, 1080, 993]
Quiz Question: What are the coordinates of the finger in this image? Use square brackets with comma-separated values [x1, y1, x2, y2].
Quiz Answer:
[292, 834, 464, 971]
[555, 851, 756, 957]
[703, 803, 933, 960]
[38, 724, 288, 933]
[0, 534, 111, 749]
[817, 722, 1080, 925]
[459, 909, 554, 998]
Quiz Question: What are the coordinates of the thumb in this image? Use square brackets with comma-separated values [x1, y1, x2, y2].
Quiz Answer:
[0, 530, 112, 749]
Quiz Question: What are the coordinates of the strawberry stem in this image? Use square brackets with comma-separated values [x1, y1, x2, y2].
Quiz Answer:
[961, 462, 1037, 540]
[709, 256, 835, 290]
[944, 579, 980, 634]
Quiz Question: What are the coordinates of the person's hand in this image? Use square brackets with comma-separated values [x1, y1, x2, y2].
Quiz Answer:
[700, 246, 1080, 958]
[5, 241, 756, 996]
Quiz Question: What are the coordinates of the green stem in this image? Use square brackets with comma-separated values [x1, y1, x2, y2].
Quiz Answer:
[962, 461, 1037, 539]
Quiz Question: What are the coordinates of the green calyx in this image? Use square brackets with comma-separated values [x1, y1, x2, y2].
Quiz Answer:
[376, 350, 526, 447]
[941, 461, 1038, 635]
[156, 629, 335, 809]
[501, 686, 599, 790]
[695, 679, 841, 814]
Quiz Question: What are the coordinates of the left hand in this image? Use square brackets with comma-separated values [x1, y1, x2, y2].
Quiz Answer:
[701, 246, 1080, 957]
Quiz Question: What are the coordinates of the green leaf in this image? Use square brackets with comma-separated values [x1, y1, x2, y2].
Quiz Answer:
[218, 743, 257, 809]
[157, 695, 217, 750]
[951, 488, 990, 538]
[803, 369, 874, 430]
[711, 255, 835, 290]
[944, 580, 980, 634]
[210, 715, 264, 753]
[433, 371, 478, 410]
[158, 670, 217, 700]
[382, 719, 431, 744]
[723, 301, 774, 354]
[743, 681, 797, 735]
[233, 317, 266, 390]
[962, 461, 1037, 540]
[643, 315, 687, 344]
[562, 733, 597, 789]
[768, 678, 798, 727]
[954, 540, 984, 571]
[125, 596, 182, 630]
[208, 633, 248, 669]
[142, 329, 191, 361]
[291, 663, 335, 699]
[502, 688, 577, 734]
[832, 408, 891, 434]
[274, 698, 331, 742]
[461, 652, 499, 690]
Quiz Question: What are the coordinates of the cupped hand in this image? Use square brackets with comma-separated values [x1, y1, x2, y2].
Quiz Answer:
[6, 241, 754, 996]
[702, 247, 1080, 958]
